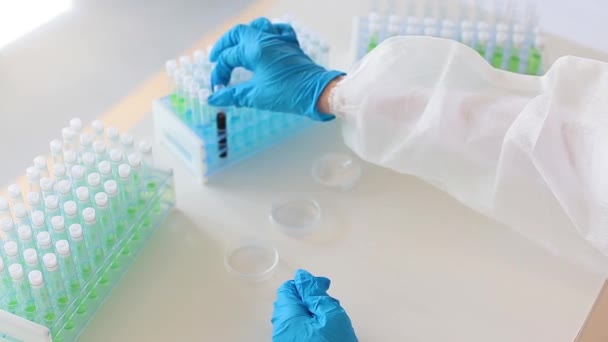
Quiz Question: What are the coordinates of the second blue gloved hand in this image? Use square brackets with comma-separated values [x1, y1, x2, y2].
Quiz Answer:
[272, 269, 358, 342]
[208, 17, 345, 121]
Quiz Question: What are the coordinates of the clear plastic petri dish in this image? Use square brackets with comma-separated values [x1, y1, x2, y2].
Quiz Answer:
[312, 153, 361, 190]
[224, 239, 279, 282]
[270, 198, 321, 237]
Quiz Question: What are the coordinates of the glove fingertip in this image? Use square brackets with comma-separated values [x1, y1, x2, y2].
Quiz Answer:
[207, 89, 234, 107]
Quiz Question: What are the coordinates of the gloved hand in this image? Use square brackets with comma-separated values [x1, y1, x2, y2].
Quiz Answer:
[208, 17, 345, 121]
[271, 269, 358, 342]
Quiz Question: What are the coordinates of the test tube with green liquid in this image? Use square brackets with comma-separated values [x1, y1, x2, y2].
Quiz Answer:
[55, 240, 81, 299]
[491, 31, 507, 69]
[508, 33, 524, 73]
[526, 36, 543, 75]
[42, 253, 69, 310]
[8, 264, 36, 320]
[28, 270, 56, 326]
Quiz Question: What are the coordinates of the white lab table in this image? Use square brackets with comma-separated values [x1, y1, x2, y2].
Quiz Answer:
[79, 1, 608, 341]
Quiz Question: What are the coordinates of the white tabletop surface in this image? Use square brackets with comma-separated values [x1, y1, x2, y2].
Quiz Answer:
[79, 1, 608, 341]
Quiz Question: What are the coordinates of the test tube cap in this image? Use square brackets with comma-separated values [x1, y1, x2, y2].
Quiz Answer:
[13, 203, 27, 219]
[39, 177, 54, 192]
[28, 270, 44, 288]
[31, 211, 45, 227]
[496, 31, 507, 44]
[23, 248, 38, 265]
[4, 241, 18, 257]
[18, 225, 32, 241]
[93, 141, 106, 154]
[45, 195, 59, 210]
[62, 127, 76, 141]
[88, 172, 102, 187]
[71, 165, 85, 179]
[27, 192, 41, 206]
[423, 17, 436, 26]
[53, 163, 66, 178]
[461, 20, 473, 30]
[107, 126, 119, 140]
[513, 23, 524, 34]
[37, 231, 51, 248]
[104, 180, 118, 196]
[513, 33, 524, 46]
[1, 217, 14, 231]
[63, 201, 77, 216]
[7, 184, 21, 199]
[68, 224, 83, 239]
[55, 240, 70, 256]
[478, 30, 490, 42]
[440, 28, 453, 39]
[193, 50, 205, 63]
[69, 118, 83, 132]
[110, 149, 123, 162]
[82, 152, 95, 166]
[42, 253, 58, 270]
[120, 133, 135, 147]
[51, 216, 65, 231]
[82, 207, 96, 223]
[118, 164, 131, 179]
[26, 166, 40, 181]
[128, 153, 142, 168]
[92, 120, 104, 134]
[477, 21, 490, 32]
[0, 197, 8, 211]
[138, 140, 152, 154]
[179, 55, 192, 67]
[94, 192, 109, 207]
[165, 59, 178, 75]
[57, 179, 72, 194]
[50, 139, 63, 154]
[64, 150, 77, 164]
[98, 160, 112, 176]
[198, 89, 210, 104]
[80, 133, 93, 146]
[9, 263, 24, 280]
[496, 22, 509, 33]
[76, 186, 90, 202]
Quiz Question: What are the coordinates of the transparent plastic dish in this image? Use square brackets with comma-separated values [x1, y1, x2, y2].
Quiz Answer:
[312, 153, 361, 190]
[270, 198, 321, 237]
[224, 239, 279, 282]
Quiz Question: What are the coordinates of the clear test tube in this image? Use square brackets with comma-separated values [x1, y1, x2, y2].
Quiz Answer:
[69, 118, 83, 135]
[94, 192, 116, 251]
[93, 141, 107, 163]
[87, 173, 103, 199]
[36, 232, 53, 256]
[461, 30, 473, 47]
[8, 264, 34, 319]
[53, 163, 67, 183]
[26, 192, 44, 216]
[98, 160, 113, 184]
[81, 208, 104, 265]
[70, 165, 86, 190]
[17, 225, 36, 252]
[109, 148, 124, 178]
[193, 50, 205, 69]
[44, 196, 61, 224]
[26, 167, 41, 193]
[91, 120, 105, 142]
[179, 55, 193, 74]
[27, 270, 56, 325]
[120, 133, 136, 156]
[23, 248, 41, 274]
[80, 133, 93, 155]
[0, 197, 9, 222]
[1, 217, 17, 243]
[8, 184, 25, 208]
[138, 140, 154, 172]
[50, 216, 69, 243]
[103, 180, 124, 237]
[193, 70, 207, 89]
[173, 69, 185, 101]
[4, 241, 21, 265]
[39, 178, 55, 201]
[82, 152, 96, 176]
[75, 186, 93, 211]
[198, 88, 211, 126]
[63, 201, 79, 228]
[49, 140, 64, 165]
[63, 151, 77, 176]
[13, 203, 30, 228]
[54, 240, 81, 299]
[0, 259, 13, 311]
[118, 164, 135, 212]
[57, 180, 74, 205]
[189, 83, 201, 126]
[128, 153, 143, 191]
[28, 157, 44, 180]
[31, 212, 48, 235]
[67, 224, 93, 282]
[106, 127, 120, 150]
[41, 253, 69, 310]
[165, 59, 178, 98]
[62, 127, 77, 152]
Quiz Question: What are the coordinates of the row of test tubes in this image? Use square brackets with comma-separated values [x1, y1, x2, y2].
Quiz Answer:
[357, 1, 543, 74]
[0, 118, 156, 331]
[162, 17, 328, 168]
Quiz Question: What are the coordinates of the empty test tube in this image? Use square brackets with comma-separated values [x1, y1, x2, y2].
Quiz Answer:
[23, 248, 41, 274]
[8, 184, 25, 207]
[166, 59, 178, 100]
[62, 127, 77, 152]
[98, 160, 113, 183]
[76, 186, 93, 210]
[50, 216, 68, 242]
[42, 253, 69, 310]
[53, 163, 67, 183]
[109, 149, 124, 178]
[64, 151, 77, 175]
[17, 225, 36, 251]
[36, 232, 53, 255]
[69, 118, 83, 135]
[80, 133, 93, 154]
[82, 208, 104, 264]
[120, 133, 135, 156]
[63, 201, 79, 228]
[94, 192, 116, 250]
[44, 195, 61, 223]
[55, 240, 81, 297]
[39, 177, 55, 201]
[13, 203, 30, 227]
[4, 241, 21, 265]
[93, 141, 107, 162]
[106, 127, 120, 149]
[31, 211, 47, 234]
[27, 192, 44, 215]
[68, 224, 93, 281]
[57, 180, 74, 205]
[9, 264, 35, 319]
[0, 197, 10, 221]
[70, 165, 86, 189]
[26, 167, 41, 193]
[1, 218, 17, 242]
[92, 120, 105, 141]
[33, 156, 49, 180]
[82, 152, 96, 175]
[50, 140, 63, 165]
[28, 270, 56, 325]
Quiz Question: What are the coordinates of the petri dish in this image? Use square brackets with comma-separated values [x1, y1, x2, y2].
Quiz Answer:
[224, 239, 279, 281]
[312, 153, 361, 190]
[270, 198, 321, 236]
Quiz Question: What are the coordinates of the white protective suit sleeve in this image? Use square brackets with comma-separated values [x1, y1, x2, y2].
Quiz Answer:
[331, 36, 608, 274]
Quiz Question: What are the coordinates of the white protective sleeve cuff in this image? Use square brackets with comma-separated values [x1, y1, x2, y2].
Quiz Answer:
[334, 36, 608, 274]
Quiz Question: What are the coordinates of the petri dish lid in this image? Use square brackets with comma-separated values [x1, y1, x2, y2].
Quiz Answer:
[224, 239, 278, 281]
[270, 198, 321, 236]
[312, 153, 361, 190]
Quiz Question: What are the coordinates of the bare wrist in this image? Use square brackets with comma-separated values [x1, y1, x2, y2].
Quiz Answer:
[316, 76, 344, 116]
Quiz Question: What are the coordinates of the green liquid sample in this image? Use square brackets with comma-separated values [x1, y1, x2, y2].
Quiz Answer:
[508, 50, 520, 72]
[44, 312, 56, 324]
[367, 35, 379, 52]
[491, 47, 503, 68]
[475, 44, 486, 58]
[57, 296, 69, 308]
[527, 48, 541, 75]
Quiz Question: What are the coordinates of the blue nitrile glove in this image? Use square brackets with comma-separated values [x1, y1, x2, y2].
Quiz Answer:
[272, 269, 358, 342]
[208, 17, 345, 121]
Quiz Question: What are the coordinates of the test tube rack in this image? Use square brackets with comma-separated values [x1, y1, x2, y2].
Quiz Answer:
[153, 19, 329, 183]
[351, 8, 544, 75]
[0, 119, 175, 342]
